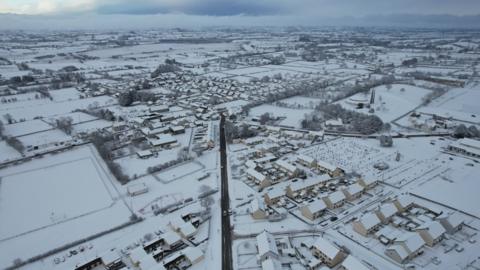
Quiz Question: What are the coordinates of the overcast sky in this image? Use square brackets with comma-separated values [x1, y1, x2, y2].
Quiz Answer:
[0, 0, 479, 29]
[1, 0, 480, 16]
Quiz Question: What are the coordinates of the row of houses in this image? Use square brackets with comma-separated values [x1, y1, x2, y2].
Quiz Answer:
[263, 176, 378, 214]
[352, 196, 465, 264]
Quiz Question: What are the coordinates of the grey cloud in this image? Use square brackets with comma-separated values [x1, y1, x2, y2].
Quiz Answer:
[97, 0, 288, 16]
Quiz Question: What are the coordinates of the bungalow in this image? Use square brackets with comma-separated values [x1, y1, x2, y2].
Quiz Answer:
[375, 203, 398, 224]
[323, 190, 346, 209]
[325, 118, 343, 128]
[311, 237, 346, 268]
[417, 221, 446, 247]
[137, 150, 154, 159]
[301, 199, 327, 221]
[342, 183, 364, 201]
[274, 160, 299, 177]
[339, 255, 370, 270]
[127, 183, 148, 197]
[296, 154, 317, 168]
[170, 125, 185, 134]
[316, 160, 344, 177]
[439, 212, 464, 234]
[149, 134, 177, 148]
[256, 230, 279, 262]
[250, 197, 267, 219]
[353, 212, 382, 236]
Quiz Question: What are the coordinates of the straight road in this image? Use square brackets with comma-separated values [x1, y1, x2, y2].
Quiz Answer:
[219, 114, 233, 270]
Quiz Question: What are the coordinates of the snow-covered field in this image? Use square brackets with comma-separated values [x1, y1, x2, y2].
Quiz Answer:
[0, 145, 132, 269]
[419, 84, 480, 121]
[249, 104, 312, 128]
[337, 84, 432, 122]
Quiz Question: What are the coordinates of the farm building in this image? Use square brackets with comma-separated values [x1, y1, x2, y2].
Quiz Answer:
[137, 150, 154, 159]
[148, 134, 177, 148]
[447, 138, 480, 159]
[127, 183, 149, 197]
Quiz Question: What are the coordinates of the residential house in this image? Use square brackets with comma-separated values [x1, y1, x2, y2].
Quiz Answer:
[417, 221, 446, 247]
[342, 183, 364, 201]
[301, 199, 327, 221]
[353, 212, 382, 236]
[375, 203, 398, 224]
[250, 197, 267, 219]
[256, 230, 279, 262]
[439, 212, 464, 234]
[311, 237, 346, 268]
[317, 160, 344, 177]
[323, 190, 346, 209]
[339, 255, 370, 270]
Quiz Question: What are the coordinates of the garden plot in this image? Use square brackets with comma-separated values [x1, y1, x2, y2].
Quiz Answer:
[154, 161, 204, 183]
[249, 104, 312, 128]
[115, 148, 179, 178]
[49, 88, 82, 101]
[0, 145, 131, 269]
[337, 84, 431, 122]
[49, 111, 98, 124]
[2, 119, 53, 137]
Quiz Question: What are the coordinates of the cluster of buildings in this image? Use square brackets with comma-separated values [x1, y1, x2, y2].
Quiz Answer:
[351, 195, 465, 264]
